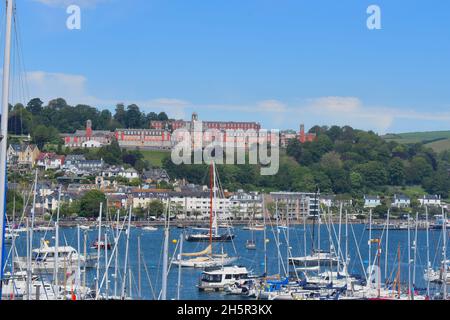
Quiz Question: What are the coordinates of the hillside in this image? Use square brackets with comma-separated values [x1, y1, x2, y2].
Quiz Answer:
[382, 130, 450, 152]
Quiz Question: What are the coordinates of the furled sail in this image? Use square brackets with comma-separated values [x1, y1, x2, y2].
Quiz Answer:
[181, 244, 212, 257]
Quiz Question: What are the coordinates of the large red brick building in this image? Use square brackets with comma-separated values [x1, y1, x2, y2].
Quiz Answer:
[61, 120, 114, 148]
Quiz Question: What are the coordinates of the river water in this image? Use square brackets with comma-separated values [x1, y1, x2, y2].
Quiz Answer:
[4, 224, 449, 300]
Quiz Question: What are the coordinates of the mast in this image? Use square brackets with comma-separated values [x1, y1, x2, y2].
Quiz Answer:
[425, 206, 430, 297]
[368, 209, 372, 274]
[177, 231, 183, 300]
[138, 234, 141, 299]
[397, 245, 401, 298]
[407, 213, 412, 300]
[384, 208, 390, 284]
[286, 202, 290, 278]
[114, 210, 119, 298]
[442, 206, 447, 299]
[76, 225, 81, 300]
[27, 170, 38, 300]
[337, 203, 342, 274]
[345, 209, 348, 275]
[121, 206, 132, 299]
[54, 185, 62, 298]
[95, 202, 103, 299]
[0, 1, 14, 299]
[105, 232, 109, 299]
[311, 187, 318, 253]
[83, 231, 87, 290]
[25, 218, 30, 300]
[161, 203, 170, 300]
[413, 211, 418, 294]
[262, 194, 267, 276]
[209, 162, 213, 248]
[275, 200, 280, 275]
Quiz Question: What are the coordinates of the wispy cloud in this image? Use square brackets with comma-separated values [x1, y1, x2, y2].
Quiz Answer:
[23, 70, 450, 134]
[25, 70, 189, 119]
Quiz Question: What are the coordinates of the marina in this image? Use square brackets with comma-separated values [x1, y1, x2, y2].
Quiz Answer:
[2, 216, 449, 300]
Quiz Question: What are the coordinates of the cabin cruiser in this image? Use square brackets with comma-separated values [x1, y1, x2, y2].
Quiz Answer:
[430, 214, 450, 229]
[424, 260, 450, 284]
[197, 266, 252, 292]
[14, 240, 95, 273]
[1, 271, 57, 300]
[224, 279, 259, 296]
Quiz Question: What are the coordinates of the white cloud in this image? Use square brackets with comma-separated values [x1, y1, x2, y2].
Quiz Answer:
[25, 70, 189, 119]
[22, 70, 450, 134]
[303, 96, 395, 133]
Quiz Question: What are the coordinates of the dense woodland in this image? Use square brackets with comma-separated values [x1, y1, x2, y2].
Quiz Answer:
[6, 97, 169, 148]
[5, 98, 450, 201]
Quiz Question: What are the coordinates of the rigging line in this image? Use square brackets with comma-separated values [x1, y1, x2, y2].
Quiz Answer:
[12, 3, 29, 104]
[349, 223, 367, 281]
[140, 251, 157, 300]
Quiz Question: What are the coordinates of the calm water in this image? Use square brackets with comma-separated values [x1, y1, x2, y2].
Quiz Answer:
[4, 224, 449, 300]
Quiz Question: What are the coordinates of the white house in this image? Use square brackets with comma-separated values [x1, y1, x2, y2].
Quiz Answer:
[119, 168, 139, 180]
[418, 195, 442, 206]
[392, 194, 410, 208]
[364, 195, 381, 208]
[36, 152, 65, 170]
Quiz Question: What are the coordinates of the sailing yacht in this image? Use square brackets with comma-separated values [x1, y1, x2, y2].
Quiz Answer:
[173, 162, 238, 268]
[289, 250, 340, 268]
[185, 163, 234, 242]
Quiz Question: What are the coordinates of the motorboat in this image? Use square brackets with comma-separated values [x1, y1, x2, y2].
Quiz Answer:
[142, 226, 158, 231]
[91, 239, 112, 250]
[1, 271, 57, 300]
[245, 240, 256, 250]
[14, 240, 95, 273]
[197, 266, 252, 292]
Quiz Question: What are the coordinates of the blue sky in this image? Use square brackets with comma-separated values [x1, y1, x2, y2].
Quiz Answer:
[9, 0, 450, 134]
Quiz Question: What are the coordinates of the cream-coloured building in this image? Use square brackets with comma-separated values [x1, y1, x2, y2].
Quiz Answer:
[7, 143, 40, 167]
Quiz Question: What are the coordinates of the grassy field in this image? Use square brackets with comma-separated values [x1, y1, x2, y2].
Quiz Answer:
[383, 130, 450, 144]
[382, 130, 450, 152]
[385, 185, 426, 199]
[424, 138, 450, 153]
[140, 150, 170, 168]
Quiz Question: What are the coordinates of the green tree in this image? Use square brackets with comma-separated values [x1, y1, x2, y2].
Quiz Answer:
[388, 157, 405, 185]
[148, 200, 165, 218]
[79, 190, 107, 218]
[26, 98, 44, 115]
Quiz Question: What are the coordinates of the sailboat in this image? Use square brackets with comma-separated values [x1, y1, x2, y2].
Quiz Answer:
[173, 162, 237, 268]
[185, 163, 234, 242]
